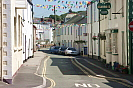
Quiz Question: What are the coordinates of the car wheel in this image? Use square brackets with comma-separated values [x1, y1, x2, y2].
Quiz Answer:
[65, 52, 67, 55]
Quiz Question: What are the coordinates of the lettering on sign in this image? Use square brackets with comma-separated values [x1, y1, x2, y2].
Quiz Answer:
[75, 83, 100, 88]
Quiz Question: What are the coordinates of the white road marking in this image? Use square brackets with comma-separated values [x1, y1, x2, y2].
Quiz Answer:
[87, 84, 92, 87]
[75, 83, 100, 88]
[93, 84, 101, 87]
[75, 83, 88, 87]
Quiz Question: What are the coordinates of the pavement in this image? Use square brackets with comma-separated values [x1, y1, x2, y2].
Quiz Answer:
[75, 55, 133, 85]
[0, 47, 133, 87]
[0, 51, 47, 88]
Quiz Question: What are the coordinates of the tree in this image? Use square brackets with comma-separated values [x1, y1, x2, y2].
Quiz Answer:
[49, 15, 61, 21]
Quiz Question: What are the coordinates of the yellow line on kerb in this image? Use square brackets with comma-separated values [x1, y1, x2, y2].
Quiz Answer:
[71, 58, 133, 88]
[42, 56, 56, 88]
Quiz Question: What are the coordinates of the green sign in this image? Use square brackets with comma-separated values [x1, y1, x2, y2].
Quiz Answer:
[97, 3, 111, 10]
[100, 9, 108, 15]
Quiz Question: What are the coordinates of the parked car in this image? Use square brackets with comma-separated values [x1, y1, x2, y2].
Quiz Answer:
[65, 47, 78, 55]
[49, 46, 60, 54]
[58, 47, 68, 55]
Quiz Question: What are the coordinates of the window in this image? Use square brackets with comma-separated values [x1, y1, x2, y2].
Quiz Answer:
[104, 40, 106, 57]
[94, 33, 96, 54]
[68, 40, 69, 47]
[106, 33, 111, 52]
[18, 15, 21, 46]
[76, 30, 77, 38]
[3, 4, 6, 9]
[94, 2, 96, 22]
[65, 27, 66, 35]
[3, 61, 7, 66]
[122, 32, 126, 65]
[71, 40, 72, 47]
[78, 27, 80, 36]
[112, 33, 118, 54]
[3, 70, 7, 75]
[80, 27, 82, 36]
[68, 27, 69, 35]
[3, 14, 7, 18]
[71, 26, 72, 35]
[3, 23, 7, 28]
[109, 9, 111, 20]
[85, 26, 86, 33]
[90, 33, 92, 53]
[122, 0, 124, 17]
[114, 0, 117, 18]
[62, 28, 63, 35]
[14, 17, 17, 47]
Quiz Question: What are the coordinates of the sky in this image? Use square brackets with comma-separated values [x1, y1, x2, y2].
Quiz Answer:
[32, 0, 91, 18]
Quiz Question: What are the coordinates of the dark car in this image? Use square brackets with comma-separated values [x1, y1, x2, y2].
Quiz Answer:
[49, 46, 60, 54]
[58, 47, 67, 55]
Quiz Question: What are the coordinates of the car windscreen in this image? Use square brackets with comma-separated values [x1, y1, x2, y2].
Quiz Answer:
[61, 47, 67, 50]
[54, 47, 60, 49]
[68, 48, 76, 51]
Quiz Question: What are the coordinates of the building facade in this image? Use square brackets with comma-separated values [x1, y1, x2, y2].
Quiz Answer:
[0, 0, 34, 83]
[1, 0, 27, 83]
[87, 1, 100, 59]
[22, 0, 33, 62]
[34, 24, 53, 44]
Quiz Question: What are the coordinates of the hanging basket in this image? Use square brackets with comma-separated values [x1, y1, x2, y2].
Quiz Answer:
[92, 36, 98, 40]
[74, 40, 86, 44]
[98, 33, 106, 40]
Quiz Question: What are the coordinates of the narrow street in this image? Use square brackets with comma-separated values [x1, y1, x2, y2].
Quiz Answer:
[42, 48, 132, 88]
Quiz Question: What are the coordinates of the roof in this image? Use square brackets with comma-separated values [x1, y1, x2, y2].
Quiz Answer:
[64, 11, 87, 24]
[65, 13, 77, 18]
[75, 16, 87, 24]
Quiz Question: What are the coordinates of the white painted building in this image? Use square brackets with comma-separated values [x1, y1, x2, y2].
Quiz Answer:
[34, 24, 53, 44]
[0, 0, 33, 84]
[2, 0, 25, 84]
[86, 0, 128, 69]
[22, 0, 33, 62]
[100, 0, 127, 67]
[87, 1, 99, 59]
[55, 11, 87, 54]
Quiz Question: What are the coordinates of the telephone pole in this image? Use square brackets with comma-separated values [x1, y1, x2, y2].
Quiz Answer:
[54, 6, 56, 27]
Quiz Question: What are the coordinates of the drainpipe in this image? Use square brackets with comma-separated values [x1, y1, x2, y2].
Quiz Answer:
[91, 2, 93, 59]
[98, 0, 101, 60]
[129, 0, 133, 74]
[87, 4, 89, 57]
[126, 0, 129, 74]
[79, 25, 80, 54]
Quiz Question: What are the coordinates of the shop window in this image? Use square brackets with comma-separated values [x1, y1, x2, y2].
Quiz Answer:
[112, 33, 118, 54]
[106, 33, 111, 52]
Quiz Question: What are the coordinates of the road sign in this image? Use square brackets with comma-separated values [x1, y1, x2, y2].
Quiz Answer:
[100, 9, 108, 15]
[129, 21, 133, 32]
[97, 3, 111, 10]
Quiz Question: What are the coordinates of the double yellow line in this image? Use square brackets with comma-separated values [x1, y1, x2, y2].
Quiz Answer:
[42, 56, 56, 88]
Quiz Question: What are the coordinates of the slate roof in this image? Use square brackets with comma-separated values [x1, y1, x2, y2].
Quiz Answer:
[64, 11, 87, 24]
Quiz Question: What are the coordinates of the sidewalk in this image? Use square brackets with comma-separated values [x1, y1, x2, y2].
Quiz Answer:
[76, 55, 133, 84]
[0, 51, 47, 88]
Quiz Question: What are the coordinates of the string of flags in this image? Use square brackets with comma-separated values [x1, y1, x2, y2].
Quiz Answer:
[34, 4, 87, 10]
[33, 0, 98, 12]
[44, 0, 98, 4]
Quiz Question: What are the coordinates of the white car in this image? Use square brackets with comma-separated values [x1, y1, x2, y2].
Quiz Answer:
[65, 47, 78, 55]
